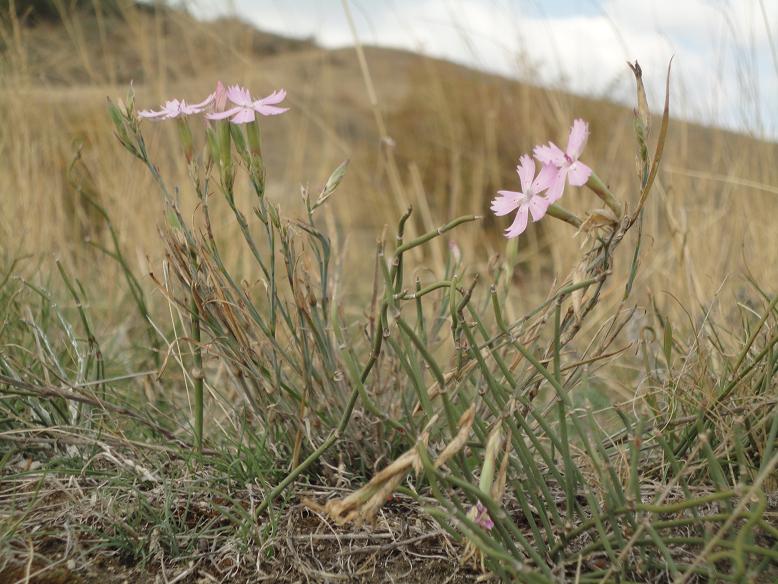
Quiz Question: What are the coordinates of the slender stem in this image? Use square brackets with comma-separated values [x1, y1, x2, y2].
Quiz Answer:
[393, 215, 480, 258]
[396, 280, 452, 300]
[586, 171, 623, 217]
[191, 296, 204, 452]
[546, 204, 582, 228]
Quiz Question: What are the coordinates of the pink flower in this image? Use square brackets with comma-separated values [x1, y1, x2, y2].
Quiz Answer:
[474, 502, 494, 530]
[533, 119, 592, 203]
[138, 95, 214, 120]
[491, 154, 557, 238]
[206, 85, 288, 124]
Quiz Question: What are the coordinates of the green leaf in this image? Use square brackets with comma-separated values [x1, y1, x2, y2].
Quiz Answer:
[663, 319, 673, 368]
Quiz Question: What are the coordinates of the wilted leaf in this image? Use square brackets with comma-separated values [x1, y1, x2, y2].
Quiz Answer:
[628, 60, 651, 184]
[478, 425, 502, 493]
[435, 403, 476, 469]
[313, 159, 350, 210]
[325, 159, 350, 194]
[576, 207, 619, 235]
[628, 60, 650, 136]
[490, 429, 511, 502]
[305, 405, 476, 526]
[632, 57, 673, 225]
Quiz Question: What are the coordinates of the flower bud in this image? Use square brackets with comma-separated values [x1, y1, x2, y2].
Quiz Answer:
[217, 120, 234, 192]
[324, 159, 349, 195]
[213, 80, 227, 113]
[245, 120, 266, 193]
[175, 118, 194, 163]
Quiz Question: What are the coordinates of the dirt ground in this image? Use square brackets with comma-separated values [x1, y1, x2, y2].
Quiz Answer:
[0, 500, 489, 584]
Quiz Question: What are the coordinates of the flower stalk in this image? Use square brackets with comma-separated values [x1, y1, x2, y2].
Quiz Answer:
[586, 171, 623, 217]
[191, 295, 204, 452]
[546, 204, 583, 229]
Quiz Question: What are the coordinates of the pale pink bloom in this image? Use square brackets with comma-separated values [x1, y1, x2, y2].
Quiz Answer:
[533, 118, 592, 203]
[474, 502, 494, 530]
[491, 154, 557, 238]
[175, 82, 228, 125]
[206, 85, 288, 124]
[138, 95, 214, 120]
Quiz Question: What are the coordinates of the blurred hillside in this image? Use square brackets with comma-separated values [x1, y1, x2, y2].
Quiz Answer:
[1, 0, 777, 317]
[0, 0, 313, 83]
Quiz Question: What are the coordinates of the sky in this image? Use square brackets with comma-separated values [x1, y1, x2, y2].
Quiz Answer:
[190, 0, 778, 138]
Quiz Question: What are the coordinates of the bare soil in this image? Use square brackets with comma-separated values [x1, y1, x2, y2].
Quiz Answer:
[1, 498, 488, 584]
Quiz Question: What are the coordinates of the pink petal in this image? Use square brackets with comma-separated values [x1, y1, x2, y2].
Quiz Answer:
[191, 92, 215, 110]
[533, 142, 566, 167]
[505, 206, 529, 238]
[566, 118, 589, 160]
[226, 85, 252, 107]
[545, 170, 567, 203]
[229, 107, 256, 124]
[527, 195, 549, 222]
[257, 89, 287, 105]
[180, 101, 206, 115]
[206, 106, 243, 120]
[566, 161, 592, 186]
[474, 502, 494, 530]
[491, 190, 522, 216]
[138, 109, 168, 119]
[139, 99, 181, 119]
[516, 154, 535, 194]
[532, 163, 560, 193]
[254, 104, 289, 116]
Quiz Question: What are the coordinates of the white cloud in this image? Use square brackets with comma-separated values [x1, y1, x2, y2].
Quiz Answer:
[192, 0, 778, 137]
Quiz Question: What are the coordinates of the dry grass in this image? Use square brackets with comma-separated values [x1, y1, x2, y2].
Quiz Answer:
[2, 2, 777, 311]
[1, 2, 778, 582]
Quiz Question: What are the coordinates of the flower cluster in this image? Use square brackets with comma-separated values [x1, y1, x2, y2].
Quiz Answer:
[491, 119, 592, 238]
[138, 81, 288, 124]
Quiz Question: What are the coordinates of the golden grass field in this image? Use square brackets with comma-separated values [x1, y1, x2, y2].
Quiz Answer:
[3, 1, 777, 317]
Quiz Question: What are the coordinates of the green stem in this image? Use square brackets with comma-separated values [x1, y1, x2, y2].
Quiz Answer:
[393, 215, 480, 258]
[552, 491, 738, 558]
[587, 171, 623, 217]
[396, 280, 452, 300]
[191, 296, 204, 452]
[545, 204, 582, 228]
